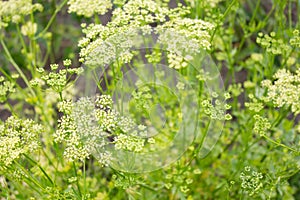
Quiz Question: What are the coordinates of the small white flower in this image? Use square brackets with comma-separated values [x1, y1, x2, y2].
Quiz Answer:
[68, 0, 112, 17]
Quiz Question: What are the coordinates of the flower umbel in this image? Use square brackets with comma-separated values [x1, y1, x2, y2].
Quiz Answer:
[0, 0, 43, 25]
[240, 166, 264, 197]
[67, 0, 112, 17]
[253, 115, 271, 136]
[261, 69, 300, 115]
[0, 116, 43, 169]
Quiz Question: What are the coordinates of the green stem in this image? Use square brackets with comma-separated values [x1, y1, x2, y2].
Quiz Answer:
[35, 0, 68, 39]
[14, 161, 44, 190]
[73, 162, 82, 197]
[100, 65, 110, 92]
[262, 135, 298, 153]
[24, 154, 54, 186]
[83, 160, 86, 196]
[239, 1, 276, 54]
[59, 92, 63, 101]
[41, 148, 58, 171]
[288, 0, 292, 29]
[5, 102, 16, 116]
[249, 0, 261, 25]
[0, 38, 36, 97]
[210, 0, 237, 43]
[41, 43, 51, 67]
[271, 107, 290, 129]
[94, 14, 102, 24]
[183, 119, 211, 170]
[198, 119, 211, 151]
[137, 182, 161, 192]
[93, 69, 104, 93]
[16, 24, 28, 54]
[237, 0, 260, 52]
[30, 14, 38, 71]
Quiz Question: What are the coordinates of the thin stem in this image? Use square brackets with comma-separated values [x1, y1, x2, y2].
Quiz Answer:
[0, 38, 36, 97]
[249, 0, 261, 25]
[14, 161, 44, 190]
[73, 162, 82, 197]
[35, 0, 68, 39]
[183, 119, 211, 170]
[137, 182, 161, 192]
[5, 102, 16, 116]
[237, 0, 260, 52]
[93, 69, 104, 93]
[41, 44, 51, 67]
[83, 160, 86, 196]
[16, 24, 28, 54]
[237, 1, 275, 54]
[262, 135, 298, 153]
[271, 107, 290, 129]
[29, 13, 38, 71]
[210, 0, 237, 43]
[288, 0, 292, 29]
[24, 154, 54, 186]
[198, 120, 211, 152]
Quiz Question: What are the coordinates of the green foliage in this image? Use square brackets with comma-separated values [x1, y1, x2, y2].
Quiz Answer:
[0, 0, 299, 199]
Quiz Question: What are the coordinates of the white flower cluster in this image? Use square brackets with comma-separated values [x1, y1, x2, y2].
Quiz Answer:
[77, 0, 179, 65]
[12, 169, 28, 182]
[117, 116, 136, 133]
[78, 23, 139, 65]
[111, 0, 177, 26]
[201, 93, 232, 121]
[55, 95, 149, 164]
[0, 0, 43, 26]
[112, 173, 138, 189]
[93, 95, 148, 153]
[240, 166, 264, 197]
[185, 0, 222, 8]
[95, 94, 113, 109]
[67, 0, 112, 17]
[245, 94, 264, 113]
[38, 62, 83, 94]
[115, 134, 144, 152]
[132, 86, 153, 111]
[55, 97, 107, 163]
[163, 164, 196, 194]
[157, 17, 215, 69]
[78, 0, 215, 68]
[158, 18, 215, 51]
[57, 99, 73, 114]
[0, 116, 42, 169]
[20, 21, 37, 37]
[196, 69, 212, 82]
[54, 115, 90, 162]
[167, 53, 189, 69]
[95, 109, 119, 132]
[261, 69, 300, 115]
[228, 83, 244, 97]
